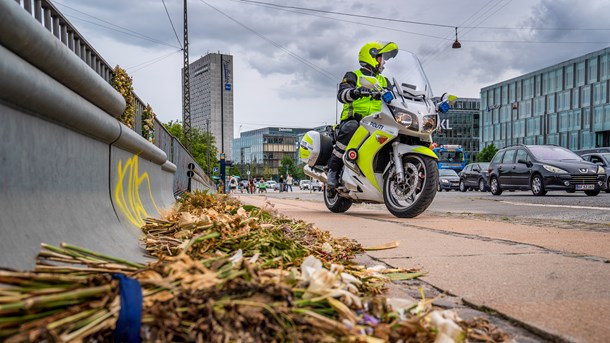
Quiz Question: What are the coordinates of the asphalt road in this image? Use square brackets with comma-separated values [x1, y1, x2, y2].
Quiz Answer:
[237, 188, 610, 343]
[248, 187, 610, 229]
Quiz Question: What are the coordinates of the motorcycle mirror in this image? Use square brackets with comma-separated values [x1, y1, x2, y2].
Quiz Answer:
[447, 94, 458, 105]
[359, 76, 377, 89]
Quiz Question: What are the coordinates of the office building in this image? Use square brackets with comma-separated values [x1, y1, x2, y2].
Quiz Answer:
[481, 47, 610, 150]
[187, 52, 234, 160]
[232, 127, 311, 177]
[432, 97, 481, 161]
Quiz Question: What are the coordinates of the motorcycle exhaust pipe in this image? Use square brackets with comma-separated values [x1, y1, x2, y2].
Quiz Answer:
[304, 165, 327, 183]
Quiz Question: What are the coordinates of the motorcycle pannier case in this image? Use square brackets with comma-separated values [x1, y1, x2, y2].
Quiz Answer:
[299, 130, 333, 167]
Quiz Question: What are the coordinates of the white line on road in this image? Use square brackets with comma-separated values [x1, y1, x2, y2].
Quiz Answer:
[500, 200, 610, 211]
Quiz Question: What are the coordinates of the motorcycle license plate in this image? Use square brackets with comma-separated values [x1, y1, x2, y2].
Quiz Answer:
[575, 184, 595, 190]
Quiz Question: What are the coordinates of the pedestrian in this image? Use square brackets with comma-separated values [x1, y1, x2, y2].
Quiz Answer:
[279, 175, 285, 192]
[286, 174, 293, 192]
[259, 178, 267, 193]
[229, 176, 238, 194]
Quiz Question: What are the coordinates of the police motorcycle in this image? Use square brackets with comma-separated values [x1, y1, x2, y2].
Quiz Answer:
[299, 51, 455, 218]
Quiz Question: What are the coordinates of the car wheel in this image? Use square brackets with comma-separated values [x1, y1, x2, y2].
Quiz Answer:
[531, 174, 547, 196]
[606, 179, 610, 193]
[585, 190, 600, 196]
[490, 177, 502, 195]
[478, 179, 487, 192]
[459, 180, 467, 192]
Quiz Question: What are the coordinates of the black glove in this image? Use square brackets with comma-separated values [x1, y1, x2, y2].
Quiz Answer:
[350, 86, 369, 100]
[371, 91, 382, 100]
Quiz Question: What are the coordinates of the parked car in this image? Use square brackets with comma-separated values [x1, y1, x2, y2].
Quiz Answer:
[488, 144, 606, 196]
[580, 152, 610, 193]
[437, 169, 460, 191]
[310, 179, 323, 192]
[574, 147, 610, 155]
[299, 180, 310, 190]
[458, 162, 490, 192]
[266, 180, 277, 190]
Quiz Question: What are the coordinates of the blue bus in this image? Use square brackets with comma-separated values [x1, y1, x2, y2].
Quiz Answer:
[433, 144, 467, 172]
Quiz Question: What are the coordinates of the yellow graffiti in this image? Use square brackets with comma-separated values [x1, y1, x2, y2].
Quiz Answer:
[114, 155, 160, 227]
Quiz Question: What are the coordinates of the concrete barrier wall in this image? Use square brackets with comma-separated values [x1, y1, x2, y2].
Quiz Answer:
[0, 0, 212, 269]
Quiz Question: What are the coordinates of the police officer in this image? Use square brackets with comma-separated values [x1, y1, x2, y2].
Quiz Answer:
[326, 41, 399, 188]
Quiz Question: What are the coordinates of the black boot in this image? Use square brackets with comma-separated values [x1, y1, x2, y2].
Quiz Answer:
[326, 169, 339, 188]
[326, 154, 343, 189]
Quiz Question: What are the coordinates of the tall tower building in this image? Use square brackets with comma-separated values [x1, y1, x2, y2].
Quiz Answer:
[187, 53, 234, 160]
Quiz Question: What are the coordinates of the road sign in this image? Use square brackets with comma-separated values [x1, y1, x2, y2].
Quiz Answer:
[247, 170, 251, 175]
[213, 167, 219, 173]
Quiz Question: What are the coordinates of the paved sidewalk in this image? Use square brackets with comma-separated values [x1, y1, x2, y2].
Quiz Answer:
[238, 195, 610, 343]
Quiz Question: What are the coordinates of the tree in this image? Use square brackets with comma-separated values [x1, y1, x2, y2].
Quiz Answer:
[477, 143, 498, 162]
[164, 120, 219, 173]
[278, 155, 298, 178]
[293, 163, 307, 181]
[228, 165, 240, 178]
[262, 167, 274, 180]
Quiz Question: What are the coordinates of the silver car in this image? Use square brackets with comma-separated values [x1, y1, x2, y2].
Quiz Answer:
[581, 152, 610, 193]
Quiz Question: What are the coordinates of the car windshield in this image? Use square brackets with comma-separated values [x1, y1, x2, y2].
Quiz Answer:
[439, 169, 458, 176]
[600, 153, 610, 160]
[528, 146, 582, 161]
[437, 151, 464, 162]
[477, 163, 490, 170]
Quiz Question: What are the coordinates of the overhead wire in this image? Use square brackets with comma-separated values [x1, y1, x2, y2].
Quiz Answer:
[51, 1, 181, 49]
[127, 49, 182, 73]
[421, 0, 499, 64]
[423, 0, 515, 65]
[238, 0, 610, 32]
[229, 0, 448, 40]
[161, 0, 183, 49]
[238, 0, 453, 28]
[197, 0, 339, 82]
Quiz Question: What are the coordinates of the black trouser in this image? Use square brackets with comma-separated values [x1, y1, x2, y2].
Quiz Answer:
[327, 118, 360, 172]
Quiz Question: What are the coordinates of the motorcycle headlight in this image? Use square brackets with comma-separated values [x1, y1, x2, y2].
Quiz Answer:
[390, 106, 418, 130]
[543, 165, 568, 174]
[395, 112, 413, 126]
[421, 115, 438, 133]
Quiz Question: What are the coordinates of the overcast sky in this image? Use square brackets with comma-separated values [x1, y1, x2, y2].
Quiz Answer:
[51, 0, 610, 137]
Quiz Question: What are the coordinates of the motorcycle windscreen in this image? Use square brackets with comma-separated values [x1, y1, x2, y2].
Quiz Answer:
[382, 50, 434, 99]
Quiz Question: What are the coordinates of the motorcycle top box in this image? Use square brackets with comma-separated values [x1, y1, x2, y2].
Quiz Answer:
[299, 130, 333, 168]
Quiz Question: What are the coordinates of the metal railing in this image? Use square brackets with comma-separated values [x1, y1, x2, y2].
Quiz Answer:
[15, 0, 114, 84]
[13, 0, 214, 192]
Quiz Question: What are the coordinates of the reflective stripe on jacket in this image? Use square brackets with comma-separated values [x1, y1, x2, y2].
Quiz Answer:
[340, 69, 387, 121]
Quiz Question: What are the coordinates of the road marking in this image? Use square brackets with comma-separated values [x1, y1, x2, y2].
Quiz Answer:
[500, 200, 610, 211]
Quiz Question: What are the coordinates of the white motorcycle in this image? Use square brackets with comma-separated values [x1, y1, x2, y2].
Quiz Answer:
[299, 51, 455, 218]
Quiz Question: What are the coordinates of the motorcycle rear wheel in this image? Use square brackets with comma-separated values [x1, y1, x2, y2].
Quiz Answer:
[324, 186, 352, 213]
[383, 154, 438, 218]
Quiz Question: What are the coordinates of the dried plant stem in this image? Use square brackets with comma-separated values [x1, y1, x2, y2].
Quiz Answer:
[0, 285, 113, 313]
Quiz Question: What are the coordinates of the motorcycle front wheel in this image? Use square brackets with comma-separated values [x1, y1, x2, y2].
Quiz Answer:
[324, 185, 352, 213]
[383, 154, 438, 218]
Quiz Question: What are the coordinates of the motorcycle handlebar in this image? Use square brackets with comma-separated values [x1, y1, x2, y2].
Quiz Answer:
[357, 88, 383, 97]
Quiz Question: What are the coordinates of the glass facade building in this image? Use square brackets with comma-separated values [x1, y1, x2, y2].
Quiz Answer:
[232, 127, 311, 177]
[481, 47, 610, 150]
[432, 97, 481, 161]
